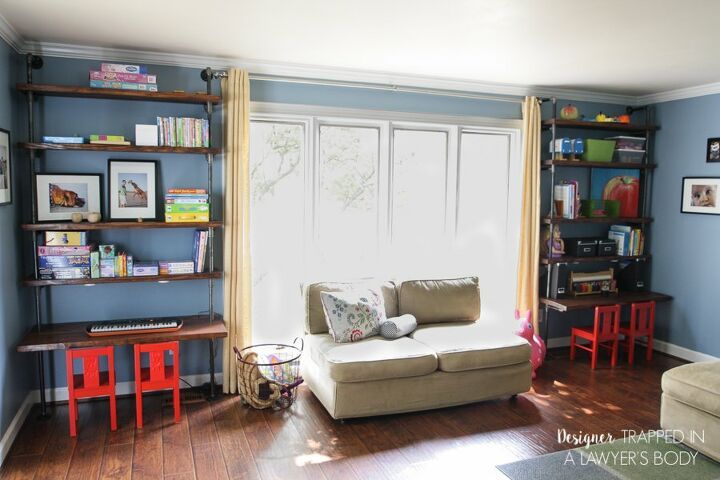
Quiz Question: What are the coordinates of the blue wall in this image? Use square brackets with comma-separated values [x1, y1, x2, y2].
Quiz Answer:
[0, 41, 33, 437]
[650, 95, 720, 358]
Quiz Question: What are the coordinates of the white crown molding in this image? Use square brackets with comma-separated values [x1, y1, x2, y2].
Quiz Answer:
[22, 40, 234, 70]
[637, 81, 720, 105]
[0, 12, 23, 53]
[4, 26, 720, 106]
[18, 40, 639, 105]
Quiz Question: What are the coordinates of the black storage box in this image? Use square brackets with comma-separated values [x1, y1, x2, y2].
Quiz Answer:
[597, 238, 617, 256]
[618, 259, 648, 291]
[539, 263, 570, 299]
[565, 238, 598, 257]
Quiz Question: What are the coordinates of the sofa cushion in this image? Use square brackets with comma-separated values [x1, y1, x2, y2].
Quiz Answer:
[398, 277, 480, 324]
[410, 322, 531, 372]
[662, 361, 720, 418]
[305, 334, 438, 383]
[320, 289, 385, 343]
[305, 280, 398, 334]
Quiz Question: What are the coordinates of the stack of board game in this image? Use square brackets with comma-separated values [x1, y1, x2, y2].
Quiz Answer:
[165, 188, 209, 223]
[157, 117, 210, 147]
[89, 63, 158, 92]
[38, 232, 93, 280]
[159, 260, 195, 275]
[89, 134, 130, 146]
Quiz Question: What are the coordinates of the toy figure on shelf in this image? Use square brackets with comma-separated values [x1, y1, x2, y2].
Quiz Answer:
[542, 226, 565, 258]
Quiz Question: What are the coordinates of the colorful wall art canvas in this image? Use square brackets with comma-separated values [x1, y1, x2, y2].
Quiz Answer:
[590, 168, 641, 218]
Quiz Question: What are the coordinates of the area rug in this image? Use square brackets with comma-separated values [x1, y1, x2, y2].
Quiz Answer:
[497, 434, 720, 480]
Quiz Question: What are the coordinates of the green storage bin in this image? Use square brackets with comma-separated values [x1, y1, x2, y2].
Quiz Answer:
[581, 199, 606, 217]
[581, 139, 616, 162]
[580, 199, 620, 218]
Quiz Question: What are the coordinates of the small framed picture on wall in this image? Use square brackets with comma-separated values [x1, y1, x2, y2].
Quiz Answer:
[681, 177, 720, 215]
[108, 159, 159, 221]
[36, 173, 103, 221]
[707, 138, 720, 162]
[0, 128, 11, 206]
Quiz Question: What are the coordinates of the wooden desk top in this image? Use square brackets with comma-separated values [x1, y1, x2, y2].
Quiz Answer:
[17, 314, 227, 352]
[540, 291, 672, 312]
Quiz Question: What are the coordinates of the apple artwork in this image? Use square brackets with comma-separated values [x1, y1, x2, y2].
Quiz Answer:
[603, 176, 640, 217]
[560, 104, 579, 120]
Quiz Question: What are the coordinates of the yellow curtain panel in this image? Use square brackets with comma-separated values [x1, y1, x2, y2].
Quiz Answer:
[222, 69, 252, 394]
[516, 96, 542, 331]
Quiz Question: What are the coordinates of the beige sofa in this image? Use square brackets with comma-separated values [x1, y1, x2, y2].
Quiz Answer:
[301, 277, 532, 419]
[661, 361, 720, 461]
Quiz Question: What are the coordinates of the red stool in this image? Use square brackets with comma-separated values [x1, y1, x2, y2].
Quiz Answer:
[620, 301, 656, 364]
[570, 305, 621, 370]
[134, 341, 180, 428]
[65, 346, 117, 437]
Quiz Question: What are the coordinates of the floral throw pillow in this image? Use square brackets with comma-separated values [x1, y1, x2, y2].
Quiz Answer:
[320, 289, 386, 343]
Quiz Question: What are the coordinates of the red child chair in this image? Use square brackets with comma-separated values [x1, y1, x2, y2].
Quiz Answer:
[619, 301, 656, 365]
[570, 304, 621, 370]
[134, 341, 180, 428]
[65, 346, 117, 437]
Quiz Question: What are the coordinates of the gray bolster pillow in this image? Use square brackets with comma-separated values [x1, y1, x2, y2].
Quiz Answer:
[379, 314, 417, 339]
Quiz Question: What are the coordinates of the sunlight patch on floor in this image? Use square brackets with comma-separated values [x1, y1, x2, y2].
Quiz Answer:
[294, 453, 332, 466]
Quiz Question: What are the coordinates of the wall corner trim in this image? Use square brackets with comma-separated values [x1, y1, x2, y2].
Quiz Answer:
[547, 336, 718, 363]
[0, 392, 34, 467]
[0, 13, 23, 53]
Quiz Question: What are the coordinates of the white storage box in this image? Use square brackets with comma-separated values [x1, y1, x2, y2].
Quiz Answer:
[606, 136, 646, 151]
[614, 149, 645, 163]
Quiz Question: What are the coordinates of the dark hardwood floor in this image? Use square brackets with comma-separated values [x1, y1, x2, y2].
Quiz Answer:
[0, 349, 684, 480]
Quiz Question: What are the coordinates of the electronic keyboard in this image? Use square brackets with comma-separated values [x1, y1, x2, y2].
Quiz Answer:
[85, 318, 183, 337]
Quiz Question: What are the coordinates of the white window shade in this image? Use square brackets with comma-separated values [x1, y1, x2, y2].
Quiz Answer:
[249, 111, 521, 344]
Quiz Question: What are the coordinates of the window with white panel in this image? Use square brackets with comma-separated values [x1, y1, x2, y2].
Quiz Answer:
[250, 111, 520, 343]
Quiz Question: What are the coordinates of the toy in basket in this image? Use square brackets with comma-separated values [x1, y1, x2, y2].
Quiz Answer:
[233, 338, 304, 410]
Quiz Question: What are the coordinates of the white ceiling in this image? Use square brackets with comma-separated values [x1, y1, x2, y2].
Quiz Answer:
[0, 0, 718, 98]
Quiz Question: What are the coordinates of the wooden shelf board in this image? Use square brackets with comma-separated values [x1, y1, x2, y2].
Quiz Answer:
[20, 142, 220, 155]
[543, 216, 652, 224]
[21, 220, 222, 231]
[542, 160, 656, 170]
[23, 271, 221, 287]
[17, 83, 221, 104]
[541, 291, 671, 312]
[541, 255, 651, 265]
[543, 119, 658, 132]
[17, 313, 226, 352]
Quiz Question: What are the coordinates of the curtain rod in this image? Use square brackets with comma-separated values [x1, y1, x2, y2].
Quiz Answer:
[248, 74, 524, 104]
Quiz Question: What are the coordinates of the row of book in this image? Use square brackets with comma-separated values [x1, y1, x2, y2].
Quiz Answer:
[157, 117, 210, 148]
[165, 188, 210, 223]
[89, 63, 158, 92]
[38, 231, 209, 280]
[192, 230, 210, 273]
[41, 134, 130, 145]
[553, 181, 579, 219]
[608, 225, 645, 256]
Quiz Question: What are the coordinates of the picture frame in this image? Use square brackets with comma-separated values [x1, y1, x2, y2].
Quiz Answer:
[108, 159, 159, 221]
[681, 177, 720, 215]
[707, 138, 720, 163]
[35, 173, 103, 222]
[0, 128, 11, 206]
